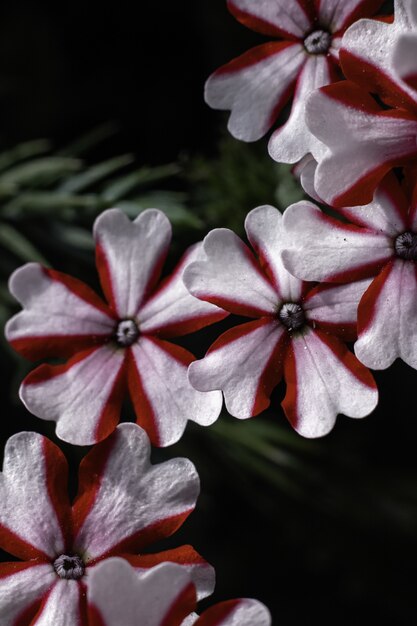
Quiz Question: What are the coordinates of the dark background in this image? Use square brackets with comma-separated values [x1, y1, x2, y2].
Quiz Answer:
[1, 2, 417, 625]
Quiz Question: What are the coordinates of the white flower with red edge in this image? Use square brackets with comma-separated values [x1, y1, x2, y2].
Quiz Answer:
[205, 0, 384, 164]
[5, 208, 227, 447]
[183, 205, 378, 438]
[282, 173, 417, 370]
[305, 0, 417, 208]
[0, 424, 214, 625]
[88, 559, 270, 626]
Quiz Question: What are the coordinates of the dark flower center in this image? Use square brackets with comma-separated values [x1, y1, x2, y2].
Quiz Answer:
[278, 302, 306, 332]
[53, 554, 85, 580]
[394, 232, 417, 260]
[304, 29, 331, 55]
[115, 319, 139, 347]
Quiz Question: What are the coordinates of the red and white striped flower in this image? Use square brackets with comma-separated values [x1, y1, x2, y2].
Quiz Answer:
[0, 424, 214, 626]
[183, 205, 378, 438]
[205, 0, 383, 164]
[88, 559, 271, 626]
[305, 0, 417, 208]
[282, 173, 417, 370]
[5, 208, 227, 447]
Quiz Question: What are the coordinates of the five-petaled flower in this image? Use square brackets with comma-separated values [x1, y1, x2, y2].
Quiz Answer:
[0, 424, 214, 625]
[183, 205, 378, 438]
[282, 173, 417, 370]
[205, 0, 383, 164]
[5, 208, 227, 447]
[88, 559, 271, 626]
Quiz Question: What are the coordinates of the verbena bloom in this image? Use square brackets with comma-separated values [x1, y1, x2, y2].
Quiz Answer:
[282, 174, 417, 370]
[0, 424, 214, 625]
[88, 559, 271, 626]
[5, 208, 227, 447]
[183, 205, 378, 438]
[205, 0, 383, 164]
[305, 0, 417, 207]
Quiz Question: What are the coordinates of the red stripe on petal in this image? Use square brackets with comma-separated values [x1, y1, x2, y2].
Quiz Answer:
[95, 241, 118, 314]
[160, 582, 196, 626]
[0, 561, 46, 579]
[88, 605, 107, 626]
[357, 262, 393, 336]
[252, 329, 289, 415]
[196, 599, 241, 626]
[148, 309, 229, 340]
[78, 580, 89, 626]
[122, 545, 207, 569]
[205, 318, 275, 355]
[310, 319, 357, 342]
[282, 343, 298, 429]
[212, 42, 297, 75]
[14, 597, 46, 626]
[126, 350, 162, 446]
[330, 0, 384, 33]
[9, 334, 109, 361]
[0, 524, 50, 562]
[45, 268, 114, 319]
[42, 438, 72, 552]
[22, 347, 101, 386]
[227, 1, 307, 39]
[93, 355, 127, 443]
[23, 585, 54, 626]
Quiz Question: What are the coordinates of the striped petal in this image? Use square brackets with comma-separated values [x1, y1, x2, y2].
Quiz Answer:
[189, 319, 288, 419]
[393, 31, 417, 91]
[139, 243, 228, 338]
[196, 599, 271, 626]
[20, 346, 127, 446]
[5, 263, 114, 360]
[283, 328, 378, 437]
[73, 424, 199, 560]
[94, 208, 171, 318]
[355, 259, 417, 369]
[227, 0, 314, 38]
[0, 562, 56, 626]
[205, 42, 305, 141]
[31, 580, 87, 626]
[317, 0, 384, 32]
[128, 337, 222, 447]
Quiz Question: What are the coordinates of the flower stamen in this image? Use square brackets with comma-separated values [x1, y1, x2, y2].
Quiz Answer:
[278, 302, 305, 332]
[304, 29, 331, 55]
[115, 319, 139, 347]
[53, 554, 85, 580]
[394, 232, 417, 261]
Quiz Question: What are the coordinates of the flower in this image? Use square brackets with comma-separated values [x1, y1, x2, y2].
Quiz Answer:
[183, 205, 378, 438]
[5, 208, 227, 446]
[88, 559, 271, 626]
[0, 424, 214, 625]
[205, 0, 383, 164]
[305, 0, 417, 207]
[281, 173, 417, 369]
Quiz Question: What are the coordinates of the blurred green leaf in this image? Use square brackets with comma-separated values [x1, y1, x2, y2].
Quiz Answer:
[0, 139, 51, 173]
[0, 223, 48, 264]
[1, 191, 99, 218]
[102, 163, 181, 204]
[119, 191, 203, 229]
[58, 154, 134, 193]
[0, 157, 82, 190]
[59, 122, 121, 157]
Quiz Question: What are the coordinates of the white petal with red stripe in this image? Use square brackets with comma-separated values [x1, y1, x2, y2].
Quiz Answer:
[269, 55, 334, 164]
[283, 328, 378, 437]
[282, 200, 393, 282]
[0, 563, 56, 626]
[88, 560, 195, 626]
[139, 243, 228, 338]
[189, 319, 287, 419]
[355, 259, 417, 369]
[183, 229, 278, 317]
[0, 432, 70, 560]
[94, 208, 171, 318]
[20, 346, 126, 445]
[318, 0, 383, 32]
[227, 0, 313, 38]
[73, 424, 199, 560]
[393, 32, 417, 91]
[31, 580, 86, 626]
[205, 42, 305, 141]
[245, 205, 304, 300]
[129, 337, 222, 447]
[196, 598, 271, 626]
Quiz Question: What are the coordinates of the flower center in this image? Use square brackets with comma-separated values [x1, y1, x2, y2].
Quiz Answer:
[115, 319, 139, 347]
[278, 302, 305, 332]
[394, 232, 417, 261]
[304, 29, 331, 55]
[53, 554, 85, 580]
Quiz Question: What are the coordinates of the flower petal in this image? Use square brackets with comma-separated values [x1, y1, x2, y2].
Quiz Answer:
[73, 424, 199, 560]
[269, 55, 336, 164]
[122, 545, 215, 601]
[128, 337, 222, 447]
[227, 0, 314, 38]
[0, 432, 71, 560]
[183, 229, 278, 317]
[305, 81, 417, 207]
[318, 0, 384, 32]
[196, 599, 271, 626]
[283, 328, 378, 437]
[88, 560, 195, 626]
[282, 200, 394, 282]
[139, 243, 228, 338]
[5, 263, 114, 360]
[355, 259, 417, 369]
[189, 319, 288, 419]
[31, 580, 87, 626]
[94, 208, 171, 318]
[393, 33, 417, 90]
[0, 562, 56, 626]
[20, 346, 127, 446]
[205, 42, 305, 141]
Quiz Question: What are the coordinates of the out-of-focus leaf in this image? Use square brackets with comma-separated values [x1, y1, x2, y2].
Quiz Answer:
[0, 223, 48, 264]
[0, 139, 51, 173]
[58, 154, 134, 193]
[119, 191, 203, 229]
[1, 191, 99, 218]
[51, 224, 94, 250]
[102, 163, 182, 203]
[0, 157, 82, 190]
[59, 122, 121, 157]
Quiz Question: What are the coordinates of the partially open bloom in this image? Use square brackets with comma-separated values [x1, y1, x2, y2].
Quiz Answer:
[88, 559, 271, 626]
[0, 424, 214, 625]
[205, 0, 383, 164]
[306, 0, 417, 207]
[282, 174, 417, 370]
[5, 208, 227, 446]
[183, 205, 378, 438]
